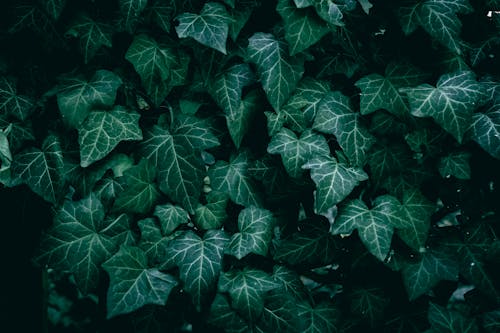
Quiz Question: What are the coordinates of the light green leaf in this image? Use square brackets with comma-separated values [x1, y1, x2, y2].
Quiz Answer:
[78, 106, 142, 167]
[277, 0, 329, 56]
[208, 152, 262, 207]
[219, 268, 281, 322]
[57, 70, 122, 128]
[138, 218, 173, 265]
[438, 151, 471, 179]
[302, 155, 368, 214]
[0, 76, 35, 121]
[0, 117, 35, 152]
[165, 230, 229, 311]
[403, 71, 483, 142]
[402, 251, 458, 300]
[428, 302, 479, 333]
[113, 159, 160, 214]
[313, 91, 375, 166]
[103, 246, 178, 318]
[227, 206, 274, 259]
[294, 0, 313, 8]
[12, 135, 65, 204]
[118, 0, 147, 32]
[175, 2, 231, 54]
[268, 128, 330, 178]
[247, 32, 305, 111]
[140, 125, 204, 213]
[153, 203, 189, 235]
[469, 100, 500, 159]
[36, 194, 129, 294]
[66, 16, 113, 64]
[297, 302, 340, 333]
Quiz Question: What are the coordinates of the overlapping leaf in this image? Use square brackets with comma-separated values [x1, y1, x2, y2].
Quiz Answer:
[283, 77, 330, 126]
[138, 218, 173, 265]
[194, 191, 228, 230]
[468, 99, 500, 159]
[40, 0, 67, 20]
[66, 16, 113, 64]
[0, 76, 35, 121]
[297, 302, 340, 333]
[427, 302, 479, 333]
[208, 294, 249, 332]
[438, 151, 471, 179]
[153, 203, 189, 235]
[118, 0, 147, 32]
[350, 288, 389, 327]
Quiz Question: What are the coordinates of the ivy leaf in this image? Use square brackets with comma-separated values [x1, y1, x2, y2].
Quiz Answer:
[57, 70, 122, 129]
[219, 268, 281, 322]
[194, 191, 228, 230]
[268, 128, 330, 178]
[140, 125, 204, 214]
[12, 135, 65, 204]
[357, 0, 373, 14]
[438, 151, 471, 179]
[227, 206, 275, 259]
[40, 0, 67, 20]
[333, 196, 401, 261]
[313, 91, 376, 166]
[283, 77, 330, 126]
[302, 155, 368, 214]
[173, 114, 220, 151]
[36, 194, 128, 294]
[403, 71, 483, 142]
[277, 0, 329, 56]
[153, 203, 189, 235]
[350, 288, 389, 327]
[0, 76, 35, 121]
[428, 302, 479, 333]
[402, 251, 459, 300]
[247, 32, 305, 111]
[164, 230, 229, 311]
[468, 99, 500, 159]
[175, 2, 231, 54]
[66, 16, 113, 64]
[138, 218, 173, 265]
[226, 90, 260, 148]
[258, 292, 300, 333]
[103, 246, 178, 318]
[297, 301, 340, 333]
[118, 0, 147, 33]
[147, 0, 173, 33]
[78, 106, 142, 167]
[208, 152, 262, 207]
[113, 159, 160, 214]
[483, 310, 500, 333]
[272, 266, 308, 301]
[208, 294, 249, 333]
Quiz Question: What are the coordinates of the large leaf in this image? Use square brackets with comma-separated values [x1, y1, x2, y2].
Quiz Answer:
[66, 16, 113, 64]
[118, 0, 148, 32]
[0, 76, 35, 121]
[313, 91, 375, 166]
[78, 106, 142, 167]
[103, 246, 178, 318]
[468, 99, 500, 159]
[164, 230, 229, 311]
[175, 2, 231, 54]
[57, 70, 122, 128]
[427, 302, 479, 333]
[302, 155, 368, 214]
[277, 0, 329, 56]
[402, 250, 459, 300]
[247, 32, 305, 111]
[12, 135, 65, 204]
[268, 128, 330, 178]
[403, 71, 483, 142]
[139, 125, 204, 213]
[297, 302, 340, 333]
[36, 194, 129, 294]
[227, 206, 275, 259]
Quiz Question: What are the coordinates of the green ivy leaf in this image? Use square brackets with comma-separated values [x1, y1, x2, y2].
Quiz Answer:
[36, 194, 128, 294]
[277, 0, 329, 56]
[302, 155, 368, 214]
[284, 77, 330, 126]
[0, 76, 35, 121]
[402, 251, 459, 300]
[297, 301, 340, 333]
[313, 91, 375, 166]
[175, 2, 231, 54]
[208, 293, 249, 333]
[113, 159, 160, 214]
[12, 135, 65, 204]
[268, 128, 330, 178]
[57, 70, 122, 128]
[258, 292, 300, 333]
[66, 16, 113, 64]
[350, 288, 389, 327]
[247, 32, 305, 111]
[173, 114, 220, 151]
[147, 0, 173, 33]
[469, 99, 500, 159]
[103, 246, 178, 318]
[40, 0, 66, 20]
[194, 191, 228, 230]
[226, 90, 260, 148]
[227, 206, 275, 259]
[272, 266, 308, 301]
[164, 230, 229, 311]
[118, 0, 148, 32]
[483, 310, 500, 333]
[138, 218, 173, 265]
[403, 71, 483, 142]
[153, 203, 189, 235]
[428, 302, 479, 333]
[140, 125, 204, 213]
[78, 106, 142, 167]
[438, 151, 471, 179]
[219, 268, 281, 322]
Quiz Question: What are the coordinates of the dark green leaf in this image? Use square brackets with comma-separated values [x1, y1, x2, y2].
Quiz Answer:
[284, 77, 330, 126]
[0, 76, 35, 121]
[258, 292, 300, 333]
[153, 203, 189, 235]
[138, 218, 173, 265]
[194, 191, 228, 230]
[208, 293, 249, 333]
[66, 16, 113, 64]
[469, 100, 500, 159]
[350, 288, 389, 327]
[428, 302, 478, 333]
[438, 151, 471, 179]
[40, 0, 66, 20]
[297, 301, 340, 333]
[173, 114, 220, 151]
[118, 0, 148, 33]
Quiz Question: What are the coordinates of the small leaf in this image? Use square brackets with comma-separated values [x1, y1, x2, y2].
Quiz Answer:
[103, 246, 178, 318]
[66, 16, 113, 64]
[118, 0, 148, 32]
[175, 2, 231, 54]
[227, 206, 275, 259]
[194, 191, 228, 230]
[0, 76, 35, 121]
[297, 301, 340, 333]
[438, 151, 471, 179]
[357, 0, 373, 14]
[153, 203, 189, 235]
[138, 218, 173, 265]
[57, 70, 122, 128]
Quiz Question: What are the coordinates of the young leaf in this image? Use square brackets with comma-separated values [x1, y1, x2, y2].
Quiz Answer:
[438, 151, 471, 179]
[57, 70, 122, 128]
[403, 71, 483, 142]
[297, 301, 340, 333]
[164, 230, 229, 311]
[313, 91, 375, 166]
[468, 99, 500, 159]
[194, 191, 228, 230]
[153, 203, 189, 235]
[302, 155, 368, 214]
[78, 106, 142, 167]
[103, 246, 178, 318]
[66, 16, 113, 64]
[427, 302, 479, 333]
[175, 2, 231, 54]
[118, 0, 148, 33]
[247, 32, 305, 111]
[12, 135, 65, 204]
[227, 206, 275, 259]
[0, 76, 35, 121]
